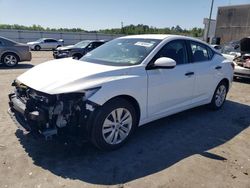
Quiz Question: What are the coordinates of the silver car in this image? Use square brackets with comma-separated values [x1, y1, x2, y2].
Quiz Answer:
[27, 38, 64, 51]
[0, 36, 32, 67]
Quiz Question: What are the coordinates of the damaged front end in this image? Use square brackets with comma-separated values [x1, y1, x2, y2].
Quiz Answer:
[8, 80, 100, 140]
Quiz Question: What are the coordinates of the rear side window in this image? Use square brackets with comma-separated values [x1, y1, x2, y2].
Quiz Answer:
[189, 41, 213, 62]
[153, 40, 188, 65]
[0, 41, 4, 46]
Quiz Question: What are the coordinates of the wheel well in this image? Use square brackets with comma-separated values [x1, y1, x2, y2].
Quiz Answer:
[1, 52, 20, 62]
[220, 78, 230, 92]
[34, 45, 41, 49]
[107, 95, 141, 125]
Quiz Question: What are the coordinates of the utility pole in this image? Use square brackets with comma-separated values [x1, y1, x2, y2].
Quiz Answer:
[207, 0, 214, 43]
[121, 21, 124, 34]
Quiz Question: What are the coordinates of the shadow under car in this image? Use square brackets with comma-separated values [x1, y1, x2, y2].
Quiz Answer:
[15, 100, 250, 185]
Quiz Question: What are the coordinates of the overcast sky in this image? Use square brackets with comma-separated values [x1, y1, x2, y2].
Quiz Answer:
[0, 0, 249, 30]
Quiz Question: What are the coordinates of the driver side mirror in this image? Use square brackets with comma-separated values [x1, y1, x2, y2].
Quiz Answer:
[152, 57, 176, 69]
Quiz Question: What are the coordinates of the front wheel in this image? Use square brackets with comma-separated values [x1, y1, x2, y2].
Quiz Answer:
[91, 98, 137, 150]
[209, 81, 228, 110]
[72, 54, 82, 60]
[34, 45, 41, 51]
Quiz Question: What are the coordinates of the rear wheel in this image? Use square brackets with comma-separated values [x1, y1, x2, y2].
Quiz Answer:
[209, 81, 228, 110]
[2, 53, 19, 67]
[91, 98, 137, 150]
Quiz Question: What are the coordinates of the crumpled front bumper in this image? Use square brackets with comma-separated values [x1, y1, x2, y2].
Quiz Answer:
[8, 93, 57, 139]
[53, 51, 70, 59]
[8, 91, 99, 140]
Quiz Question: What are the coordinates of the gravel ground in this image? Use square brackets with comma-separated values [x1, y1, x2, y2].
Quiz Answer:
[0, 51, 250, 188]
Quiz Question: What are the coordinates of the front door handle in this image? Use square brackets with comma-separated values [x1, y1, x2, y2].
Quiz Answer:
[215, 66, 222, 70]
[185, 72, 194, 76]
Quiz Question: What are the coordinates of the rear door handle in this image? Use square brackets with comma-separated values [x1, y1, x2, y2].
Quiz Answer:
[185, 72, 194, 76]
[215, 66, 222, 70]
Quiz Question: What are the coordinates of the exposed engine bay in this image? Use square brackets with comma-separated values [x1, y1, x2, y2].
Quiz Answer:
[8, 80, 98, 140]
[233, 37, 250, 69]
[234, 54, 250, 69]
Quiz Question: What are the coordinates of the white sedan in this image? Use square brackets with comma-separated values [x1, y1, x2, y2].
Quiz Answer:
[9, 35, 234, 150]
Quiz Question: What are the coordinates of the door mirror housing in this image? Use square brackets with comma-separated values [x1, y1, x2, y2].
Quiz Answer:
[153, 57, 176, 69]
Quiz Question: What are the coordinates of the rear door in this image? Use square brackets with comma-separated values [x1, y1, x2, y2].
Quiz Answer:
[187, 41, 219, 103]
[147, 40, 195, 117]
[44, 39, 58, 49]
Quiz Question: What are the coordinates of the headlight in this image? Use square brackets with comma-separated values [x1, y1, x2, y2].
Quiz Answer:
[83, 87, 101, 99]
[57, 87, 101, 101]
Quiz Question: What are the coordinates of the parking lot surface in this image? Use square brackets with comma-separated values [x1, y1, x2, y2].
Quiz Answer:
[0, 51, 250, 188]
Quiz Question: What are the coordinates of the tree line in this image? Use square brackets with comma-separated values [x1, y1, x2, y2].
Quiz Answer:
[0, 24, 204, 37]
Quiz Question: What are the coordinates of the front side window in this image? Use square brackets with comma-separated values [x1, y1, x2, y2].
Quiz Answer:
[81, 38, 161, 66]
[0, 40, 4, 46]
[48, 39, 57, 43]
[44, 39, 57, 43]
[152, 40, 188, 65]
[190, 41, 210, 62]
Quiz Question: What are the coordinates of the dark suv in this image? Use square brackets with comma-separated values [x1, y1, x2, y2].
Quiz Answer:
[53, 40, 106, 59]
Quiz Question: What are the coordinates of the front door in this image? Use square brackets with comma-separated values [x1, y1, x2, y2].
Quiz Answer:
[147, 40, 195, 118]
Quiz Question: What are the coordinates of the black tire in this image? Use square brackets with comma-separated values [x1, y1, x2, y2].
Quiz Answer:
[2, 53, 19, 67]
[72, 54, 82, 60]
[56, 45, 62, 48]
[91, 98, 137, 150]
[34, 45, 41, 51]
[209, 81, 228, 110]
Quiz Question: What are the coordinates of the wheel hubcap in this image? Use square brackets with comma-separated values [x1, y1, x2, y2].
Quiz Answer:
[102, 108, 132, 145]
[215, 85, 227, 107]
[4, 55, 17, 66]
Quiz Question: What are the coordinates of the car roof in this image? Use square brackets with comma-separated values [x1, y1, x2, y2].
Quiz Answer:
[120, 34, 171, 40]
[41, 38, 57, 40]
[119, 34, 206, 43]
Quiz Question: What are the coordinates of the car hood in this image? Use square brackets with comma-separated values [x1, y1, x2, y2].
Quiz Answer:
[57, 45, 74, 51]
[240, 37, 250, 53]
[27, 41, 39, 45]
[17, 58, 131, 94]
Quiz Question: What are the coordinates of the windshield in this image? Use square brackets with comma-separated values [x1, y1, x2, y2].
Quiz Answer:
[81, 38, 161, 66]
[74, 40, 91, 48]
[35, 38, 44, 42]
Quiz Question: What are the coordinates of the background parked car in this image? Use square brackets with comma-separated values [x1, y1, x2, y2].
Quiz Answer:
[53, 40, 106, 59]
[0, 36, 31, 67]
[221, 37, 250, 79]
[27, 38, 64, 51]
